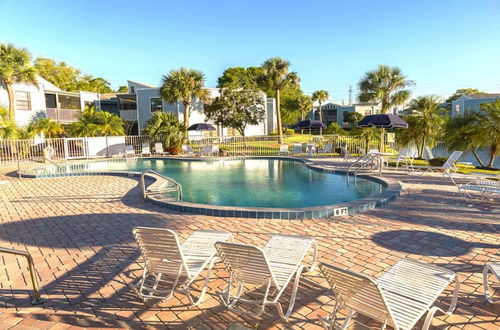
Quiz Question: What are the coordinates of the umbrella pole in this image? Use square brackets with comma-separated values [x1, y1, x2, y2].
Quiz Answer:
[380, 128, 385, 152]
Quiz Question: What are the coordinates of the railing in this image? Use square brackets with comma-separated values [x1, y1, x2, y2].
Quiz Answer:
[140, 169, 183, 201]
[46, 108, 82, 123]
[347, 154, 377, 175]
[119, 109, 138, 121]
[0, 247, 45, 305]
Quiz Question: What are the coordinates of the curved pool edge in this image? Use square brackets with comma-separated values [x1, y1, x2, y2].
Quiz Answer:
[21, 156, 402, 219]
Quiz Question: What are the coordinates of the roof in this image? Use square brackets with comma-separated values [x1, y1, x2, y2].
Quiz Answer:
[127, 80, 156, 88]
[463, 93, 500, 99]
[100, 93, 117, 100]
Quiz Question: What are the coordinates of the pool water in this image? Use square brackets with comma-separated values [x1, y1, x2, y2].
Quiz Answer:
[101, 158, 382, 208]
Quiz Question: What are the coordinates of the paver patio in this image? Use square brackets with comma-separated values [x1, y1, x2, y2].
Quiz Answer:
[0, 159, 498, 329]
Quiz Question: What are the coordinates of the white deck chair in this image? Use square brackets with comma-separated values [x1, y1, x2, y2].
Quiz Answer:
[125, 145, 135, 157]
[424, 146, 434, 160]
[292, 143, 303, 154]
[182, 144, 195, 155]
[211, 145, 220, 155]
[318, 143, 332, 154]
[319, 259, 459, 330]
[395, 148, 415, 170]
[215, 235, 317, 321]
[141, 143, 151, 156]
[483, 263, 500, 304]
[341, 146, 354, 161]
[452, 177, 500, 198]
[278, 144, 289, 155]
[154, 143, 169, 155]
[411, 151, 463, 174]
[133, 227, 232, 305]
[200, 145, 213, 156]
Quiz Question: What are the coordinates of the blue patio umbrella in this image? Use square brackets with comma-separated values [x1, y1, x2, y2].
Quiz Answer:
[187, 123, 216, 131]
[357, 114, 408, 152]
[293, 119, 327, 130]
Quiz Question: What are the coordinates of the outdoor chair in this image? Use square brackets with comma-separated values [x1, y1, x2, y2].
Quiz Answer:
[154, 143, 169, 156]
[395, 148, 416, 170]
[292, 143, 303, 154]
[450, 176, 500, 199]
[424, 146, 434, 160]
[125, 145, 135, 157]
[132, 227, 232, 305]
[278, 144, 289, 155]
[200, 145, 218, 156]
[410, 151, 463, 175]
[318, 143, 333, 154]
[319, 258, 460, 330]
[182, 144, 195, 155]
[215, 235, 317, 321]
[341, 146, 354, 161]
[141, 143, 151, 157]
[483, 263, 500, 304]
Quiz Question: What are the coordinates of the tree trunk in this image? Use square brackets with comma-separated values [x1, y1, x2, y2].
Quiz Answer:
[276, 89, 283, 144]
[379, 128, 385, 152]
[420, 135, 427, 158]
[487, 144, 498, 168]
[319, 102, 323, 135]
[6, 84, 15, 122]
[472, 149, 486, 168]
[183, 102, 190, 140]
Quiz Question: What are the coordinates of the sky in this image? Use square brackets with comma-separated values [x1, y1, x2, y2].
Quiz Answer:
[1, 0, 499, 103]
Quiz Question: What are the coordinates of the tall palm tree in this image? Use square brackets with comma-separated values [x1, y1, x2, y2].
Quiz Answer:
[31, 118, 65, 138]
[358, 65, 413, 150]
[407, 96, 447, 157]
[160, 68, 208, 139]
[478, 100, 500, 168]
[260, 57, 300, 143]
[0, 43, 38, 122]
[312, 90, 329, 135]
[93, 111, 124, 136]
[297, 95, 312, 135]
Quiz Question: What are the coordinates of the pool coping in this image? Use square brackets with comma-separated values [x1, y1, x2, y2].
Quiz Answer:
[21, 156, 402, 219]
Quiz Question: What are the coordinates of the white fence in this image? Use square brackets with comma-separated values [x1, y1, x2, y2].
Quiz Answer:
[0, 134, 380, 164]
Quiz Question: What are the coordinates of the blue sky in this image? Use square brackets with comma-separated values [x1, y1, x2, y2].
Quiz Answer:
[1, 0, 499, 103]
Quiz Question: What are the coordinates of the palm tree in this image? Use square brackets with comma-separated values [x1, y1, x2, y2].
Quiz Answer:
[478, 100, 500, 168]
[93, 111, 124, 136]
[312, 90, 329, 135]
[0, 44, 38, 122]
[69, 106, 99, 137]
[0, 106, 17, 139]
[407, 96, 447, 157]
[160, 68, 208, 139]
[30, 118, 65, 138]
[260, 57, 300, 143]
[358, 65, 413, 150]
[143, 112, 184, 150]
[297, 95, 312, 134]
[444, 113, 487, 167]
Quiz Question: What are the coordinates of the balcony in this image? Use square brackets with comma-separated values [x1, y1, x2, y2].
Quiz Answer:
[46, 108, 82, 123]
[119, 109, 137, 121]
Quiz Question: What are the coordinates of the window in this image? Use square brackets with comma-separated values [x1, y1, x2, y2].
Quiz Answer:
[15, 91, 31, 110]
[364, 110, 371, 116]
[455, 104, 460, 115]
[130, 86, 135, 93]
[150, 98, 162, 112]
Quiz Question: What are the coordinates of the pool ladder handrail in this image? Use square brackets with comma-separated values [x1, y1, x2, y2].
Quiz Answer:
[140, 169, 183, 201]
[347, 153, 377, 176]
[0, 247, 45, 305]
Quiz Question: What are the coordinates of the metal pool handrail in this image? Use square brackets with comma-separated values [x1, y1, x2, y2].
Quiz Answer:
[0, 247, 45, 305]
[347, 154, 376, 175]
[140, 169, 183, 201]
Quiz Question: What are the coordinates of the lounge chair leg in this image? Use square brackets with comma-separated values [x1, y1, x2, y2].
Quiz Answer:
[483, 265, 497, 304]
[447, 275, 460, 313]
[185, 256, 218, 306]
[276, 265, 304, 321]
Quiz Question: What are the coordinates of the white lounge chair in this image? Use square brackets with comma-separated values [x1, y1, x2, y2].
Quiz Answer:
[483, 263, 500, 304]
[278, 144, 289, 155]
[319, 258, 460, 330]
[318, 143, 332, 154]
[200, 145, 218, 156]
[395, 148, 415, 170]
[292, 143, 303, 154]
[341, 146, 354, 161]
[141, 143, 151, 157]
[125, 145, 135, 157]
[452, 177, 500, 198]
[411, 151, 463, 174]
[424, 146, 434, 160]
[133, 227, 232, 305]
[154, 143, 169, 156]
[215, 235, 317, 321]
[182, 144, 195, 155]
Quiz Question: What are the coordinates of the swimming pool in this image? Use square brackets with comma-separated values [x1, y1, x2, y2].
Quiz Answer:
[29, 158, 385, 209]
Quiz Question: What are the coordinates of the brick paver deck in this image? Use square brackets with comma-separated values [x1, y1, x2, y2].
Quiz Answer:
[0, 159, 498, 329]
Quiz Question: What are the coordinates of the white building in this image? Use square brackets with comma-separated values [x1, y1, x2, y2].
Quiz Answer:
[0, 76, 99, 127]
[120, 80, 277, 137]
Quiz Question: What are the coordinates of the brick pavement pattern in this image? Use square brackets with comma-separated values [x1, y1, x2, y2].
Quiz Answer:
[0, 160, 499, 329]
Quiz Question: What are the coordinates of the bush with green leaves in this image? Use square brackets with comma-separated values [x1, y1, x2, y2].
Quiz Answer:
[143, 112, 184, 150]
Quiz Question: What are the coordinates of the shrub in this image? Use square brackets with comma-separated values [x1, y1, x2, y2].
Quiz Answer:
[167, 146, 182, 155]
[284, 128, 295, 135]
